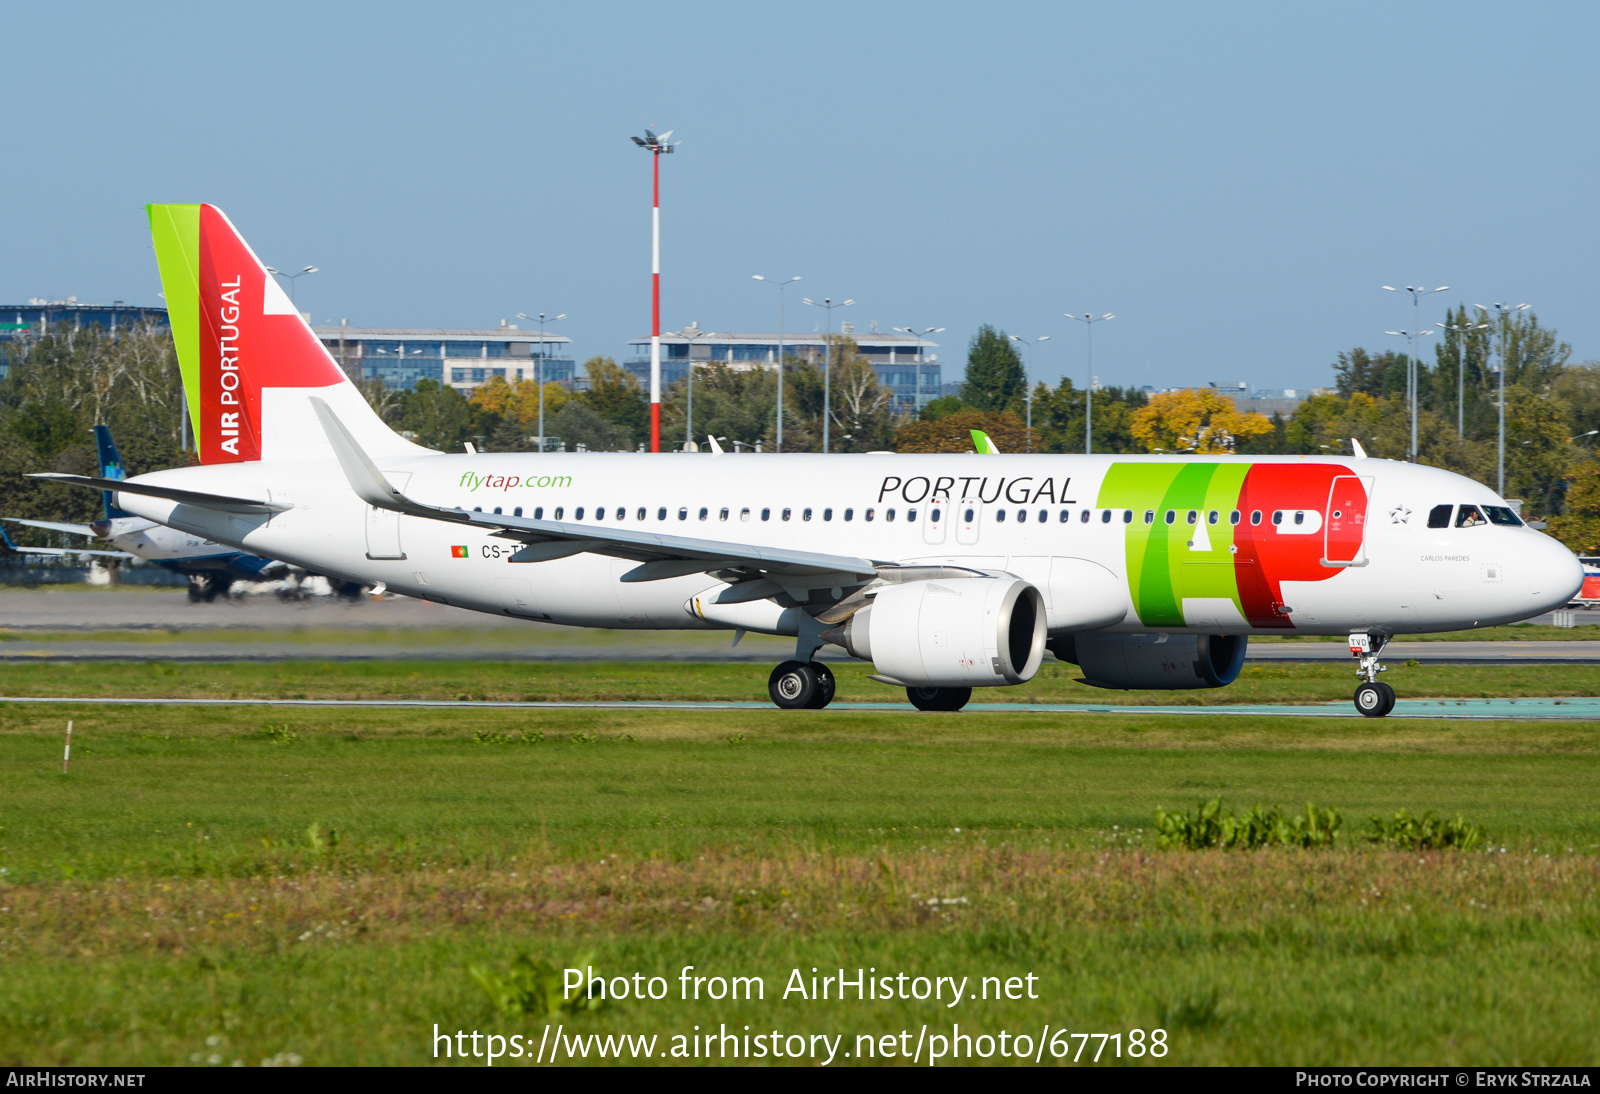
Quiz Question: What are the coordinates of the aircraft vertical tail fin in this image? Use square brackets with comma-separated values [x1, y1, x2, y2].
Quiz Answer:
[94, 425, 132, 519]
[145, 204, 428, 465]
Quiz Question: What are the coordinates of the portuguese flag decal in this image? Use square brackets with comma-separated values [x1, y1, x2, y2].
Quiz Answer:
[450, 546, 470, 558]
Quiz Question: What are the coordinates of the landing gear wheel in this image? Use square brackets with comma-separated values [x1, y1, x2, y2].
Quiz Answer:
[806, 662, 836, 709]
[1354, 682, 1393, 718]
[906, 686, 973, 712]
[769, 661, 821, 710]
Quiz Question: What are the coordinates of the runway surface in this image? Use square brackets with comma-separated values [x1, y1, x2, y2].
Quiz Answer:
[3, 695, 1598, 719]
[2, 589, 1596, 663]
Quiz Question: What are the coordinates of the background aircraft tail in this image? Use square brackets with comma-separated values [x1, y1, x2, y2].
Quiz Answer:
[94, 425, 133, 519]
[145, 204, 428, 465]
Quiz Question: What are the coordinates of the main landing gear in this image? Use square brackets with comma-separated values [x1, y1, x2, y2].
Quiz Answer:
[1349, 631, 1395, 717]
[768, 660, 836, 710]
[906, 686, 973, 712]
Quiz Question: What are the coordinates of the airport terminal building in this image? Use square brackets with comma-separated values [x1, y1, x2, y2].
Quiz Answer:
[0, 299, 170, 379]
[624, 323, 943, 411]
[312, 322, 575, 392]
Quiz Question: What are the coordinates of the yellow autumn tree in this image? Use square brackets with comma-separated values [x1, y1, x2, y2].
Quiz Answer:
[469, 374, 568, 424]
[1131, 387, 1272, 453]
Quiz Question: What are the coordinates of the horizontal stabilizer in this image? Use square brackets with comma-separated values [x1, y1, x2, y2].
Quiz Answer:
[2, 517, 96, 537]
[28, 474, 289, 515]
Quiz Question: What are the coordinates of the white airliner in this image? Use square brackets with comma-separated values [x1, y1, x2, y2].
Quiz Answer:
[6, 426, 290, 600]
[38, 205, 1584, 717]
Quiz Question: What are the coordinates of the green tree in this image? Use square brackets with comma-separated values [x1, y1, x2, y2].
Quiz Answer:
[395, 379, 475, 452]
[1028, 379, 1149, 454]
[895, 409, 1028, 453]
[1546, 460, 1600, 554]
[960, 325, 1024, 412]
[576, 356, 647, 448]
[662, 361, 778, 451]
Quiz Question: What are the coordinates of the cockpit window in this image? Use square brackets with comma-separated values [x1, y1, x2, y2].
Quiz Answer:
[1427, 504, 1453, 529]
[1456, 504, 1487, 528]
[1484, 505, 1523, 526]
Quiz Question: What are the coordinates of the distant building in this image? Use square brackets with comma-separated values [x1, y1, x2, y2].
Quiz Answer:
[314, 321, 574, 392]
[625, 322, 942, 410]
[0, 299, 169, 379]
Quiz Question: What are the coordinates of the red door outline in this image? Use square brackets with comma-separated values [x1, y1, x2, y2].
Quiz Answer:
[1323, 475, 1371, 567]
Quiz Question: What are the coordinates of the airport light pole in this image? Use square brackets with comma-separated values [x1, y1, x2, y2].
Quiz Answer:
[1383, 328, 1437, 462]
[803, 296, 854, 453]
[1065, 312, 1113, 454]
[680, 327, 719, 450]
[895, 327, 945, 420]
[1009, 334, 1050, 452]
[516, 312, 565, 452]
[1475, 301, 1530, 496]
[630, 127, 679, 453]
[1382, 285, 1449, 463]
[1438, 318, 1489, 436]
[265, 265, 318, 307]
[752, 275, 801, 452]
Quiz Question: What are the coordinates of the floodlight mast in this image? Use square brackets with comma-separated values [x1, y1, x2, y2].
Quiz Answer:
[631, 128, 678, 452]
[1382, 285, 1449, 462]
[516, 312, 566, 452]
[896, 326, 945, 419]
[1065, 312, 1114, 453]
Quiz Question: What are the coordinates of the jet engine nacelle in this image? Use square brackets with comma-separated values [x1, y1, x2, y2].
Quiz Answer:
[1051, 632, 1248, 690]
[831, 577, 1047, 688]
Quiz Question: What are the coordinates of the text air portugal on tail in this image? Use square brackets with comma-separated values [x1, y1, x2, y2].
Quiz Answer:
[31, 204, 1579, 719]
[146, 203, 423, 464]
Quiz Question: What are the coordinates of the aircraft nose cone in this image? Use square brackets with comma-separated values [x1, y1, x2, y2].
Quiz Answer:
[1534, 533, 1584, 610]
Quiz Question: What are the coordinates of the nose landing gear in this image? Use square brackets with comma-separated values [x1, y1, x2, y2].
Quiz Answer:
[1349, 631, 1395, 717]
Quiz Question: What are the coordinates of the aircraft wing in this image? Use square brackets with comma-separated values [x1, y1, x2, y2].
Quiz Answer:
[311, 397, 878, 582]
[2, 518, 97, 537]
[27, 474, 290, 515]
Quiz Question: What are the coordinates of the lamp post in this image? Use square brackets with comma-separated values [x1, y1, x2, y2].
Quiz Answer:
[1438, 318, 1490, 436]
[1475, 301, 1531, 496]
[629, 127, 679, 452]
[752, 275, 801, 452]
[680, 326, 719, 450]
[516, 312, 565, 452]
[1383, 328, 1437, 461]
[895, 326, 945, 420]
[1065, 312, 1113, 453]
[1009, 334, 1050, 452]
[802, 296, 854, 453]
[1382, 285, 1449, 463]
[264, 265, 318, 306]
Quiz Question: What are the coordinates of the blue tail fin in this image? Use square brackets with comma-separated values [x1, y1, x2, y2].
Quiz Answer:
[94, 426, 132, 519]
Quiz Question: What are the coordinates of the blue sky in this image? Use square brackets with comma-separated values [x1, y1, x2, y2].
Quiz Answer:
[3, 1, 1596, 392]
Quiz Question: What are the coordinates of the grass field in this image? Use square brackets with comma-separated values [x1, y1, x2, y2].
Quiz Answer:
[2, 679, 1598, 1068]
[1, 657, 1598, 706]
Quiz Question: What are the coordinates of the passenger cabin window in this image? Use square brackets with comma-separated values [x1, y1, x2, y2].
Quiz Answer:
[761, 508, 770, 521]
[864, 508, 875, 521]
[1186, 510, 1198, 525]
[1484, 505, 1523, 526]
[513, 507, 523, 518]
[963, 508, 975, 523]
[1038, 510, 1047, 523]
[1456, 504, 1487, 528]
[906, 508, 916, 522]
[576, 507, 586, 520]
[823, 508, 834, 521]
[493, 507, 502, 515]
[740, 508, 750, 521]
[553, 507, 564, 520]
[1208, 510, 1219, 525]
[1145, 510, 1155, 524]
[1427, 504, 1453, 528]
[719, 508, 729, 521]
[1165, 510, 1177, 525]
[1230, 510, 1240, 526]
[1294, 511, 1305, 525]
[844, 508, 854, 521]
[678, 508, 688, 520]
[534, 507, 544, 519]
[1123, 510, 1133, 524]
[803, 508, 813, 521]
[1251, 510, 1262, 525]
[1061, 510, 1071, 523]
[616, 508, 625, 520]
[930, 508, 940, 523]
[782, 508, 791, 521]
[699, 507, 709, 521]
[1272, 511, 1283, 526]
[996, 509, 1006, 522]
[591, 507, 601, 520]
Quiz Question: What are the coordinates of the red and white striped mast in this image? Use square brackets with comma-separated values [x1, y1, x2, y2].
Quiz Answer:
[631, 127, 677, 452]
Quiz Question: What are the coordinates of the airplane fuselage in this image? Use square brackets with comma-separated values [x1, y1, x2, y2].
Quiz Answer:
[115, 451, 1580, 638]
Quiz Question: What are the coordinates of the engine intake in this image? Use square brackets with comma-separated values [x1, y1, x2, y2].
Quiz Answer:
[1051, 632, 1248, 690]
[829, 577, 1046, 688]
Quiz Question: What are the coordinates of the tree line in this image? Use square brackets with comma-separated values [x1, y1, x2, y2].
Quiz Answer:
[4, 310, 1600, 553]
